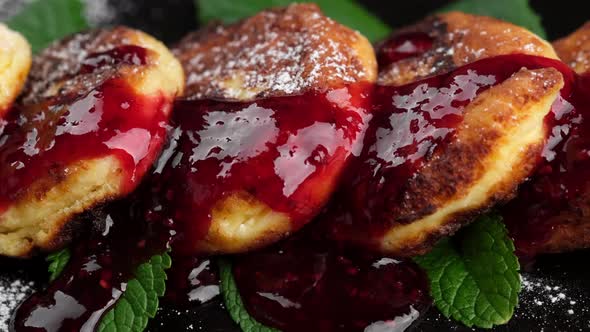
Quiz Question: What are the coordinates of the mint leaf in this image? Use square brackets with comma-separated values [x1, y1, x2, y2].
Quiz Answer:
[7, 0, 89, 53]
[439, 0, 546, 38]
[46, 249, 171, 332]
[98, 252, 172, 332]
[47, 248, 71, 282]
[196, 0, 391, 42]
[219, 259, 279, 332]
[414, 214, 521, 328]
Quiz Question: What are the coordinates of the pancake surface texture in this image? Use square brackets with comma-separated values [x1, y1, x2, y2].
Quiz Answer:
[0, 27, 184, 257]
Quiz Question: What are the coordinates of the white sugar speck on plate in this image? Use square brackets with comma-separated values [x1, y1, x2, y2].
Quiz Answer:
[0, 277, 36, 331]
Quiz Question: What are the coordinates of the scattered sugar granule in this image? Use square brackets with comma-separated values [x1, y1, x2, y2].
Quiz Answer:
[0, 278, 36, 331]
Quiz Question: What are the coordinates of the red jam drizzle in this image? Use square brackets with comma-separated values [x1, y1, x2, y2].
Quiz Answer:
[11, 195, 173, 332]
[0, 46, 169, 212]
[377, 32, 433, 68]
[158, 84, 371, 253]
[10, 54, 589, 332]
[163, 255, 220, 306]
[232, 228, 430, 332]
[502, 72, 590, 257]
[325, 55, 570, 244]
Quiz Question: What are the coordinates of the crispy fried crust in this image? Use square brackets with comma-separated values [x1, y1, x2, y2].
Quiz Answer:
[0, 27, 184, 257]
[379, 68, 563, 255]
[0, 24, 31, 118]
[173, 4, 377, 254]
[173, 3, 376, 100]
[553, 22, 590, 74]
[378, 11, 557, 86]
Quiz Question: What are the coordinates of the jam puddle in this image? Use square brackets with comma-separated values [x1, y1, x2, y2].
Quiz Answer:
[11, 195, 172, 332]
[233, 227, 430, 332]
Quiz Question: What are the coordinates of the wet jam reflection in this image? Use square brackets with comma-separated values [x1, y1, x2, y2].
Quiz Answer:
[10, 53, 590, 332]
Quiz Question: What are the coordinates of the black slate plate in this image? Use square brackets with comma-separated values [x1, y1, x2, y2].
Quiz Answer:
[0, 1, 589, 331]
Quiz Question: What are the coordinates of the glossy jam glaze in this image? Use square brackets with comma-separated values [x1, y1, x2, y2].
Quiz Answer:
[0, 46, 169, 212]
[503, 72, 590, 257]
[233, 228, 430, 332]
[9, 54, 588, 332]
[11, 194, 173, 332]
[158, 84, 371, 253]
[377, 32, 434, 68]
[325, 54, 572, 244]
[163, 255, 220, 306]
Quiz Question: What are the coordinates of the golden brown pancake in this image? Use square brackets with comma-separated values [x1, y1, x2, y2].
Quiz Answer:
[340, 12, 564, 256]
[553, 22, 590, 74]
[378, 11, 557, 86]
[173, 3, 376, 100]
[171, 3, 377, 254]
[0, 24, 31, 118]
[0, 27, 184, 257]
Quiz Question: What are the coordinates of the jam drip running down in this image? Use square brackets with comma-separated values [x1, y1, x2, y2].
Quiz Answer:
[11, 195, 173, 332]
[325, 54, 572, 243]
[503, 72, 590, 257]
[0, 46, 168, 211]
[158, 84, 371, 252]
[377, 32, 434, 67]
[233, 229, 429, 332]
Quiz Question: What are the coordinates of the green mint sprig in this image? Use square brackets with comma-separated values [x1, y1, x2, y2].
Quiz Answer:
[415, 214, 521, 328]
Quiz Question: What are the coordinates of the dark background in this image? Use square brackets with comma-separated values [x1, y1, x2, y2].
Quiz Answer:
[80, 0, 589, 44]
[1, 0, 589, 331]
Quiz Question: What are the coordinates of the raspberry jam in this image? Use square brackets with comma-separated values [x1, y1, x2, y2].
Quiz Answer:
[326, 55, 571, 246]
[11, 194, 172, 332]
[9, 54, 590, 332]
[158, 84, 371, 253]
[0, 46, 169, 212]
[233, 228, 430, 332]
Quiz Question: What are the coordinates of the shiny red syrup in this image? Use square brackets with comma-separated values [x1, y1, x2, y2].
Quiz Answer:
[158, 84, 372, 253]
[326, 55, 571, 245]
[503, 72, 590, 257]
[11, 194, 172, 332]
[0, 46, 169, 212]
[377, 32, 433, 68]
[232, 228, 430, 332]
[163, 255, 220, 306]
[9, 54, 584, 332]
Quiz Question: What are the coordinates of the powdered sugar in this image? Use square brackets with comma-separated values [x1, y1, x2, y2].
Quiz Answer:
[516, 273, 590, 331]
[0, 278, 36, 331]
[175, 4, 369, 100]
